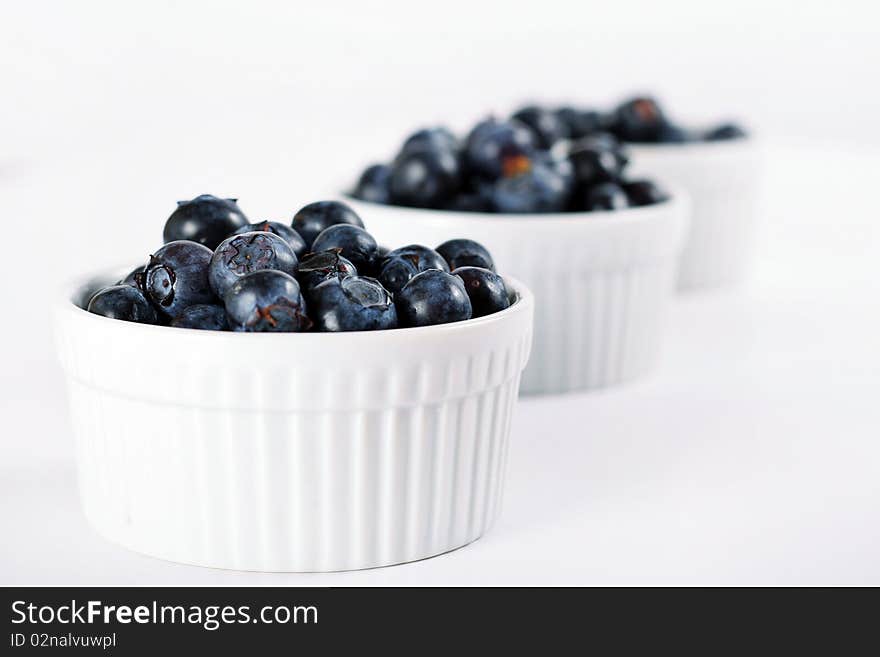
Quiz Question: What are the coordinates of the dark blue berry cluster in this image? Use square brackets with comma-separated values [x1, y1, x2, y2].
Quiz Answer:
[607, 96, 747, 144]
[352, 96, 746, 214]
[86, 196, 511, 332]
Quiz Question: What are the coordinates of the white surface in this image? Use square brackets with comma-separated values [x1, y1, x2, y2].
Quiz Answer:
[348, 192, 688, 393]
[2, 1, 880, 585]
[3, 145, 880, 584]
[57, 273, 531, 572]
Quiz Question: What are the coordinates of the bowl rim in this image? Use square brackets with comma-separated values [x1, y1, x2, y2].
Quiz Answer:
[58, 269, 534, 340]
[340, 180, 688, 229]
[622, 134, 758, 156]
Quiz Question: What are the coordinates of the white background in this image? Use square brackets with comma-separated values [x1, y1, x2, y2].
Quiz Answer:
[1, 1, 879, 584]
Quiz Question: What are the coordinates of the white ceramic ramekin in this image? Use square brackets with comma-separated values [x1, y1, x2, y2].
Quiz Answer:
[626, 138, 762, 291]
[55, 273, 533, 572]
[345, 192, 689, 395]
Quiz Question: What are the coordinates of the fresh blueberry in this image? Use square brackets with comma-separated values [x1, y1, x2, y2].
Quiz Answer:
[292, 201, 364, 249]
[624, 180, 669, 207]
[389, 147, 461, 208]
[163, 195, 248, 250]
[444, 191, 493, 213]
[139, 240, 214, 317]
[87, 285, 158, 323]
[656, 123, 693, 143]
[395, 269, 472, 327]
[352, 164, 392, 204]
[464, 118, 536, 181]
[452, 266, 510, 318]
[310, 224, 378, 272]
[170, 304, 229, 331]
[610, 96, 668, 143]
[436, 238, 495, 272]
[511, 105, 568, 148]
[537, 147, 575, 195]
[555, 107, 604, 139]
[233, 221, 307, 259]
[378, 244, 449, 295]
[489, 161, 568, 213]
[401, 127, 459, 154]
[362, 244, 393, 278]
[581, 182, 629, 211]
[296, 249, 357, 299]
[310, 276, 398, 331]
[568, 135, 628, 187]
[223, 270, 310, 332]
[577, 131, 624, 152]
[209, 231, 298, 298]
[705, 123, 748, 141]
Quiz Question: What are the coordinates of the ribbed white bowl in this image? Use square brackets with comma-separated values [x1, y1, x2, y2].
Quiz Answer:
[345, 193, 689, 395]
[626, 138, 762, 291]
[55, 273, 533, 572]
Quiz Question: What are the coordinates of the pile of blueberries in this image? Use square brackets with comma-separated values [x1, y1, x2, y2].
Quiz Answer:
[352, 95, 747, 213]
[85, 196, 512, 332]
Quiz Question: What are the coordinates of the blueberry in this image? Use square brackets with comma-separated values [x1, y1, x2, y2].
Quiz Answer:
[292, 201, 364, 249]
[452, 266, 510, 318]
[352, 164, 392, 204]
[389, 147, 461, 208]
[705, 123, 747, 141]
[170, 304, 229, 331]
[436, 238, 495, 272]
[537, 147, 575, 195]
[489, 161, 568, 213]
[163, 194, 248, 250]
[577, 131, 624, 152]
[233, 221, 307, 259]
[464, 118, 536, 181]
[610, 96, 668, 143]
[555, 107, 604, 139]
[656, 123, 693, 143]
[401, 127, 459, 154]
[209, 231, 298, 298]
[444, 191, 493, 213]
[395, 269, 472, 327]
[310, 224, 378, 272]
[139, 240, 214, 317]
[223, 270, 311, 332]
[511, 105, 568, 149]
[568, 135, 628, 187]
[581, 182, 629, 211]
[378, 244, 449, 295]
[310, 276, 398, 331]
[296, 249, 357, 299]
[87, 285, 158, 324]
[623, 180, 669, 207]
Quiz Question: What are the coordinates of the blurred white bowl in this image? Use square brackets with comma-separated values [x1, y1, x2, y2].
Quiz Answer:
[345, 190, 689, 395]
[55, 272, 533, 572]
[626, 137, 762, 291]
